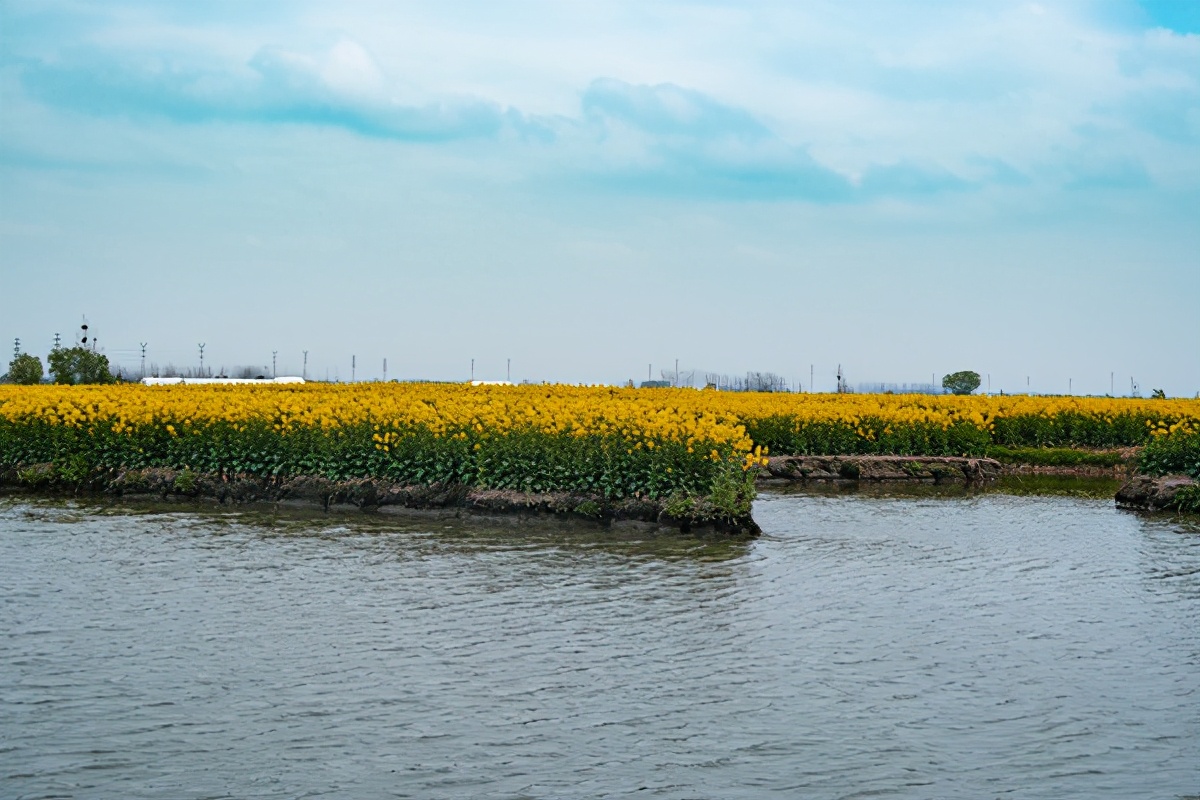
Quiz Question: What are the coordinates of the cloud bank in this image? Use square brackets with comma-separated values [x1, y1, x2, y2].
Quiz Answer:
[3, 0, 1196, 202]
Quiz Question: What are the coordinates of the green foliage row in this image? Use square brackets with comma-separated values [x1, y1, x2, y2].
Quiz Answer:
[0, 418, 748, 503]
[745, 416, 993, 457]
[1137, 431, 1200, 480]
[745, 411, 1168, 457]
[988, 412, 1152, 448]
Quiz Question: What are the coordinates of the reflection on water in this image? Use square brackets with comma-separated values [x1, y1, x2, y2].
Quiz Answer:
[12, 496, 753, 562]
[1, 491, 1197, 799]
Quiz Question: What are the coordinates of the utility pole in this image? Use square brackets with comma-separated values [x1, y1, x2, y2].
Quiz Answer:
[1069, 378, 1072, 395]
[1110, 372, 1114, 396]
[383, 358, 387, 382]
[272, 351, 277, 379]
[470, 358, 474, 381]
[12, 338, 19, 360]
[303, 351, 308, 381]
[507, 358, 511, 382]
[140, 343, 147, 379]
[811, 364, 814, 393]
[675, 358, 679, 387]
[351, 355, 356, 383]
[198, 343, 206, 377]
[53, 332, 61, 350]
[648, 364, 652, 382]
[987, 373, 991, 394]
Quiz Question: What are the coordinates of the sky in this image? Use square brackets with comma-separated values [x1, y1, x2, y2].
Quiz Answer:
[1, 0, 1197, 395]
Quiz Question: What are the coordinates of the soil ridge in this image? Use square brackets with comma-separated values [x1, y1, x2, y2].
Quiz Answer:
[0, 465, 759, 537]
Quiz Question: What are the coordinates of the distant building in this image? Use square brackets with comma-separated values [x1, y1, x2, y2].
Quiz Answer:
[639, 380, 672, 388]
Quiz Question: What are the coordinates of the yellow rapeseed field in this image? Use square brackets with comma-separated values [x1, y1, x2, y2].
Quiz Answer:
[1, 384, 1197, 497]
[0, 383, 1196, 445]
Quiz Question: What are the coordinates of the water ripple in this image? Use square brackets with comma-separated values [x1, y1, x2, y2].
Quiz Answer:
[1, 492, 1197, 799]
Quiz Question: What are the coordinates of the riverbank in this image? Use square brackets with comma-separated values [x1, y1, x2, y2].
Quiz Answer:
[0, 465, 761, 537]
[1115, 474, 1199, 513]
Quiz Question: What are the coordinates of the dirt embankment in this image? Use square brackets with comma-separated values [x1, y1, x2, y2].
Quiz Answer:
[758, 455, 1002, 484]
[760, 451, 1140, 482]
[1115, 474, 1198, 512]
[997, 463, 1134, 479]
[1, 465, 760, 538]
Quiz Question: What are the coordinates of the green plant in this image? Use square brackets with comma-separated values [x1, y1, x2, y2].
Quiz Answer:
[173, 468, 197, 494]
[663, 491, 696, 518]
[16, 464, 53, 487]
[706, 463, 755, 519]
[574, 499, 602, 517]
[1138, 432, 1200, 479]
[1174, 485, 1200, 514]
[55, 453, 91, 484]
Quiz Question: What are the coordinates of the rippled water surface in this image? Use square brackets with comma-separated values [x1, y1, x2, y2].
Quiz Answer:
[2, 489, 1198, 799]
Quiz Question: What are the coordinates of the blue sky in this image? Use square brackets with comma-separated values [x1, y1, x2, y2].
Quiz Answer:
[1, 0, 1197, 395]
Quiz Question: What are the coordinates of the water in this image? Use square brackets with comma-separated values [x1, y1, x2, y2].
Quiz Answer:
[2, 488, 1198, 799]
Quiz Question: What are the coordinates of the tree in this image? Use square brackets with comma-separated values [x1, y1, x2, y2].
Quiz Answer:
[48, 346, 116, 385]
[5, 353, 44, 385]
[942, 370, 981, 395]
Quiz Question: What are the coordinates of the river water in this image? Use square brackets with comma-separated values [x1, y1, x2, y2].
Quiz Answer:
[2, 485, 1198, 799]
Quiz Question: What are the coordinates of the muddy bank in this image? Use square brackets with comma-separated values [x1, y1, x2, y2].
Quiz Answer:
[759, 455, 1002, 484]
[1115, 474, 1198, 513]
[0, 465, 759, 538]
[999, 463, 1133, 478]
